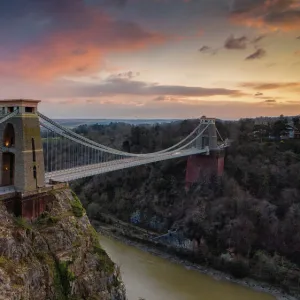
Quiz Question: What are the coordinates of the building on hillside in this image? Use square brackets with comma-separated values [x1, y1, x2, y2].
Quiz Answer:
[287, 125, 295, 139]
[294, 128, 300, 139]
[279, 125, 300, 140]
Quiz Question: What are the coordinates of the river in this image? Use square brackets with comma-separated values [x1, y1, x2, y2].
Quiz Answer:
[99, 235, 275, 300]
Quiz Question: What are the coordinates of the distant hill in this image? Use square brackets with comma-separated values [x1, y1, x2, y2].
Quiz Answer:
[54, 119, 181, 128]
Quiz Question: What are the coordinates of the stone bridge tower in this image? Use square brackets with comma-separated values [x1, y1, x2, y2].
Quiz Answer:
[195, 117, 218, 150]
[185, 117, 225, 189]
[0, 99, 45, 193]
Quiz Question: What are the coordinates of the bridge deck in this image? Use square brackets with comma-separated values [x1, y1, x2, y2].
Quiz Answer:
[45, 148, 207, 182]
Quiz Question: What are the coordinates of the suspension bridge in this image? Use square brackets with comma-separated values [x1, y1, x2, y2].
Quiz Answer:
[0, 99, 227, 219]
[0, 100, 227, 191]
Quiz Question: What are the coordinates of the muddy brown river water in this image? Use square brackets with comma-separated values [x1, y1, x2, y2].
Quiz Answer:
[99, 235, 275, 300]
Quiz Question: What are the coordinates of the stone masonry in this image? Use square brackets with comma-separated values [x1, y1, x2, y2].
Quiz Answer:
[0, 99, 45, 192]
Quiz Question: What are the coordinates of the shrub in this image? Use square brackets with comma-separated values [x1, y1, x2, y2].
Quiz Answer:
[71, 191, 84, 218]
[0, 256, 16, 276]
[14, 217, 32, 230]
[224, 259, 250, 279]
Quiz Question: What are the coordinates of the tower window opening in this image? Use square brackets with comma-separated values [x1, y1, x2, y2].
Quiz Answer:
[32, 138, 36, 162]
[33, 166, 37, 179]
[25, 107, 34, 113]
[3, 123, 15, 147]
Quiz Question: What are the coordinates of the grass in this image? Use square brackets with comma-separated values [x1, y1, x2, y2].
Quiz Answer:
[71, 191, 85, 218]
[36, 212, 60, 226]
[0, 256, 9, 266]
[41, 253, 74, 300]
[57, 261, 76, 292]
[93, 244, 115, 273]
[0, 256, 16, 276]
[14, 217, 32, 230]
[88, 225, 115, 274]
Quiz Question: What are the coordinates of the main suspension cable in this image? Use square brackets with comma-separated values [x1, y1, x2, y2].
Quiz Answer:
[38, 112, 207, 157]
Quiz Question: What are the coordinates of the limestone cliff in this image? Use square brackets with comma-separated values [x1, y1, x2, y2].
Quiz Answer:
[0, 188, 127, 300]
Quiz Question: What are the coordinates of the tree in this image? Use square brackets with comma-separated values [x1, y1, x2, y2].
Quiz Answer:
[87, 202, 101, 219]
[293, 117, 300, 127]
[272, 120, 287, 138]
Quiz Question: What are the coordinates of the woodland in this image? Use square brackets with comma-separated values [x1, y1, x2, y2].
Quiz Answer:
[70, 116, 300, 293]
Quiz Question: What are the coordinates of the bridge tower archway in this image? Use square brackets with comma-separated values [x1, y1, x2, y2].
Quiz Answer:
[3, 123, 15, 147]
[2, 152, 15, 186]
[0, 100, 45, 192]
[1, 123, 16, 186]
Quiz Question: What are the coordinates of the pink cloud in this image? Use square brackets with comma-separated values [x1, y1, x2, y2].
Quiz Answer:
[40, 96, 300, 119]
[0, 9, 165, 80]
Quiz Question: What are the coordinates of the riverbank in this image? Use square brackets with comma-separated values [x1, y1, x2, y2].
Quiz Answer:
[92, 218, 299, 300]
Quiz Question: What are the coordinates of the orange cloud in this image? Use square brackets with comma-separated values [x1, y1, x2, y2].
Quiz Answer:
[0, 9, 165, 80]
[230, 0, 300, 31]
[241, 81, 300, 90]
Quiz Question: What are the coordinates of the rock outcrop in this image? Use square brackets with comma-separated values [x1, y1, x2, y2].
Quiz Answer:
[0, 188, 127, 300]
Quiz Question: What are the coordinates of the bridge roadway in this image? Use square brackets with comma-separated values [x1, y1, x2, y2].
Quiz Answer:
[45, 147, 208, 182]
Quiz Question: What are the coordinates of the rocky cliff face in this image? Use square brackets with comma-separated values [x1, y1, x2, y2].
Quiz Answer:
[0, 188, 127, 300]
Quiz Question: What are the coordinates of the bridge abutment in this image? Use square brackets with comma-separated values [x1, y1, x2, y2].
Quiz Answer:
[1, 183, 68, 220]
[185, 149, 225, 190]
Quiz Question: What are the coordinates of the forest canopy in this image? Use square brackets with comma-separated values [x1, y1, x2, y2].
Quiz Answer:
[70, 116, 300, 292]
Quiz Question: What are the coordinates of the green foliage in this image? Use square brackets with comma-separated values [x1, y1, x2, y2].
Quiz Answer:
[71, 202, 84, 218]
[14, 217, 32, 230]
[58, 261, 76, 292]
[34, 252, 66, 300]
[53, 264, 67, 300]
[88, 225, 115, 273]
[223, 259, 250, 279]
[49, 216, 60, 224]
[33, 239, 76, 299]
[35, 212, 60, 225]
[71, 191, 85, 218]
[51, 260, 76, 299]
[0, 256, 7, 265]
[253, 251, 299, 285]
[87, 202, 101, 219]
[93, 244, 115, 273]
[0, 256, 16, 275]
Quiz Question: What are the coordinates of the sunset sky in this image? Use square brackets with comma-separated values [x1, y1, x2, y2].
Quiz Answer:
[0, 0, 300, 119]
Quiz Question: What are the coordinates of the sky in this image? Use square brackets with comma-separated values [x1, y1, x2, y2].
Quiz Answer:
[0, 0, 300, 119]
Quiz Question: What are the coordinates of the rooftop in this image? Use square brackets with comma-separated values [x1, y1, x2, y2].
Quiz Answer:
[0, 99, 41, 107]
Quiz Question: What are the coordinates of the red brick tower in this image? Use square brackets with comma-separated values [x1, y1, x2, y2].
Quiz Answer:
[185, 117, 225, 189]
